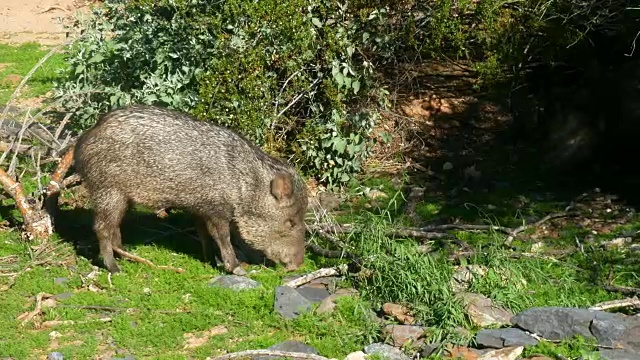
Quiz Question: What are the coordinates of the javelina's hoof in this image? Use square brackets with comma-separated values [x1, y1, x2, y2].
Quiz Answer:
[106, 263, 121, 274]
[232, 266, 247, 276]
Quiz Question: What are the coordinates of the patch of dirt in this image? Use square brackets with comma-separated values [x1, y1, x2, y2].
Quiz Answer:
[0, 0, 99, 45]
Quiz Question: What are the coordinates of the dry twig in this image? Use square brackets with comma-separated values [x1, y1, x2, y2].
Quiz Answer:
[213, 350, 333, 360]
[113, 247, 185, 273]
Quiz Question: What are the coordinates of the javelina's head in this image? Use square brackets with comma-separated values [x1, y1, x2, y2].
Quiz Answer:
[235, 171, 308, 271]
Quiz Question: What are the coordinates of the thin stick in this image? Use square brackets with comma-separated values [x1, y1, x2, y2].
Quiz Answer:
[113, 247, 185, 273]
[213, 350, 333, 360]
[283, 265, 347, 288]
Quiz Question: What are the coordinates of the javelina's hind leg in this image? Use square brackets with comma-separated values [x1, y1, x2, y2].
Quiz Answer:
[202, 216, 245, 276]
[91, 190, 128, 273]
[195, 217, 218, 267]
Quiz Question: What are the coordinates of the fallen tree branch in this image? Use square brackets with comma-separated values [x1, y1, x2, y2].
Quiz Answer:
[390, 228, 456, 239]
[601, 285, 640, 297]
[283, 265, 348, 288]
[213, 350, 333, 360]
[18, 292, 46, 327]
[43, 144, 75, 219]
[113, 247, 185, 273]
[0, 166, 52, 240]
[589, 297, 640, 311]
[505, 212, 577, 246]
[305, 243, 344, 258]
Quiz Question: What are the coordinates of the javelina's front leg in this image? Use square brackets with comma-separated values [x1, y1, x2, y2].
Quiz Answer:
[202, 216, 246, 276]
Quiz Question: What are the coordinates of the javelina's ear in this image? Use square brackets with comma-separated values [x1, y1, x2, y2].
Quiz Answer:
[271, 173, 294, 201]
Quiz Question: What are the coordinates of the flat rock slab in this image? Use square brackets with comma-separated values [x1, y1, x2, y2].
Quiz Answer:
[474, 328, 539, 349]
[295, 286, 331, 302]
[253, 341, 319, 360]
[208, 275, 261, 291]
[364, 343, 410, 360]
[274, 286, 314, 319]
[512, 306, 640, 351]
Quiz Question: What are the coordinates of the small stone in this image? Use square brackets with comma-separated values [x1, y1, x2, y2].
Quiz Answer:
[48, 353, 64, 360]
[474, 328, 538, 349]
[367, 190, 388, 200]
[274, 286, 313, 319]
[364, 343, 410, 360]
[208, 275, 261, 291]
[344, 351, 367, 360]
[381, 303, 415, 324]
[419, 343, 441, 357]
[54, 292, 73, 300]
[450, 265, 488, 293]
[458, 292, 513, 327]
[477, 346, 523, 360]
[443, 345, 480, 360]
[382, 324, 426, 347]
[54, 277, 69, 285]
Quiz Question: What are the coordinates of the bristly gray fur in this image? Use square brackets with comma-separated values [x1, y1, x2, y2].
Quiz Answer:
[74, 104, 308, 274]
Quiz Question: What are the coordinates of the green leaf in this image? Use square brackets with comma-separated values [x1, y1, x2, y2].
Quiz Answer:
[352, 80, 361, 94]
[311, 17, 323, 27]
[333, 138, 347, 154]
[74, 64, 85, 75]
[87, 54, 105, 64]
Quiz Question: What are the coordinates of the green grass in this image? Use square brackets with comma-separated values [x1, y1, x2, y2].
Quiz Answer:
[0, 229, 379, 359]
[0, 42, 67, 105]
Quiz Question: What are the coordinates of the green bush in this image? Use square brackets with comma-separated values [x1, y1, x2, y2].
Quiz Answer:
[54, 0, 390, 188]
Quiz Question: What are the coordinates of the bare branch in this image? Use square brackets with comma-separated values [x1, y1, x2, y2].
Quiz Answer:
[213, 350, 333, 360]
[283, 265, 347, 288]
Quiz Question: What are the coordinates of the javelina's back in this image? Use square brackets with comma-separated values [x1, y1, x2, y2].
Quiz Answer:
[74, 104, 308, 274]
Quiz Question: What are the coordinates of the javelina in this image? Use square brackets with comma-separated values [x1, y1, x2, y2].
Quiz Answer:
[73, 104, 308, 275]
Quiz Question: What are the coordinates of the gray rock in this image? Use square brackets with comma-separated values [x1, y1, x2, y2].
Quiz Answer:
[598, 349, 640, 360]
[419, 343, 442, 357]
[255, 341, 319, 360]
[590, 312, 640, 351]
[208, 275, 261, 290]
[364, 343, 410, 360]
[295, 286, 331, 303]
[47, 353, 64, 360]
[474, 328, 539, 349]
[513, 306, 640, 351]
[511, 307, 599, 341]
[274, 286, 313, 319]
[54, 277, 69, 285]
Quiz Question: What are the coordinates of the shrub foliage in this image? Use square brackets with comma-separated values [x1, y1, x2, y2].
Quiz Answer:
[54, 0, 634, 186]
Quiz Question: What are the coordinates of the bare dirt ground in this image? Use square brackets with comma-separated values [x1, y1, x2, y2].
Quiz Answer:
[0, 0, 96, 45]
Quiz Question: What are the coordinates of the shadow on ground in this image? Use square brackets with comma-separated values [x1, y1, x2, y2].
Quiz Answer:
[44, 200, 277, 273]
